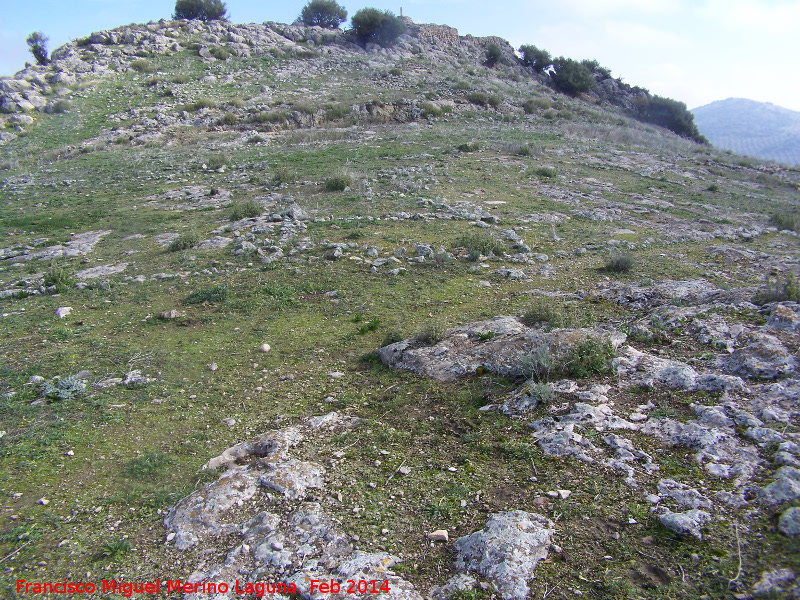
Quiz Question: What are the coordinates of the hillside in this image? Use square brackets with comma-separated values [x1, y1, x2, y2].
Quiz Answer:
[693, 98, 800, 166]
[1, 16, 800, 600]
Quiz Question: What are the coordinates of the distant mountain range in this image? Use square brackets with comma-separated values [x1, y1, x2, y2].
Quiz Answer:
[692, 98, 800, 166]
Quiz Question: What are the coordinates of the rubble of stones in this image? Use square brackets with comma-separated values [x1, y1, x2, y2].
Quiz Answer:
[164, 412, 554, 600]
[379, 279, 800, 596]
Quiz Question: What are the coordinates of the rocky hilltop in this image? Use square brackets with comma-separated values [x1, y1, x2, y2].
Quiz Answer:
[1, 15, 800, 600]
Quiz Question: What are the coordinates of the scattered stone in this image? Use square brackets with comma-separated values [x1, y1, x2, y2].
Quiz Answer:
[454, 511, 554, 600]
[123, 370, 151, 388]
[778, 507, 800, 536]
[721, 331, 796, 379]
[757, 467, 800, 505]
[657, 479, 713, 510]
[753, 569, 796, 597]
[427, 529, 449, 542]
[430, 574, 477, 600]
[260, 343, 271, 352]
[221, 418, 236, 427]
[158, 309, 180, 319]
[38, 498, 49, 506]
[54, 307, 72, 319]
[659, 509, 712, 540]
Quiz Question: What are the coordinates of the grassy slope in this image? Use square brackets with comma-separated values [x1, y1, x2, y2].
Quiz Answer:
[1, 20, 800, 600]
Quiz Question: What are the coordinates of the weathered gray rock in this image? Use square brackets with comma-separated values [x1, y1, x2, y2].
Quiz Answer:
[429, 574, 477, 600]
[454, 511, 554, 600]
[258, 458, 325, 499]
[753, 569, 797, 597]
[614, 346, 743, 391]
[641, 417, 761, 485]
[757, 466, 800, 505]
[378, 317, 624, 382]
[779, 507, 800, 536]
[659, 509, 712, 540]
[123, 370, 151, 387]
[164, 466, 260, 550]
[75, 263, 128, 279]
[721, 331, 796, 379]
[657, 479, 713, 509]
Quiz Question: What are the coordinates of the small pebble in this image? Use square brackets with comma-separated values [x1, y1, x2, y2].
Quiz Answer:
[260, 344, 271, 353]
[427, 530, 449, 542]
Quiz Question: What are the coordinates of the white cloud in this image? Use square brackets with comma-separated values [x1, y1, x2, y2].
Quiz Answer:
[696, 0, 800, 34]
[602, 21, 689, 49]
[560, 0, 682, 17]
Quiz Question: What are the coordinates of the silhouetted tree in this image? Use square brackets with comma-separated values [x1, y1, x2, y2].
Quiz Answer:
[485, 43, 502, 67]
[551, 57, 595, 96]
[351, 8, 406, 47]
[518, 45, 551, 73]
[300, 0, 347, 28]
[173, 0, 227, 22]
[26, 31, 50, 66]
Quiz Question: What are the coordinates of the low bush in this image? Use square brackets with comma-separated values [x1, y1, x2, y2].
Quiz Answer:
[325, 104, 350, 120]
[41, 374, 86, 401]
[209, 46, 230, 60]
[172, 73, 191, 84]
[522, 98, 551, 113]
[534, 166, 557, 179]
[415, 322, 447, 345]
[50, 99, 71, 114]
[230, 200, 262, 221]
[205, 153, 229, 170]
[325, 173, 353, 191]
[219, 112, 238, 125]
[631, 94, 707, 143]
[130, 59, 154, 73]
[603, 253, 635, 273]
[456, 142, 479, 153]
[43, 262, 74, 293]
[466, 92, 501, 108]
[192, 97, 217, 110]
[522, 298, 592, 329]
[753, 274, 800, 305]
[168, 231, 199, 252]
[173, 0, 228, 21]
[520, 343, 555, 382]
[184, 284, 229, 305]
[771, 213, 800, 232]
[272, 167, 295, 185]
[563, 336, 614, 378]
[453, 230, 505, 259]
[252, 110, 289, 124]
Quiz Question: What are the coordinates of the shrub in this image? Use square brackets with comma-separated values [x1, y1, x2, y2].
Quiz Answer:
[580, 59, 612, 80]
[26, 32, 50, 66]
[753, 274, 800, 305]
[205, 153, 229, 170]
[466, 91, 489, 106]
[351, 8, 407, 48]
[485, 43, 503, 67]
[174, 0, 227, 21]
[522, 98, 550, 113]
[456, 142, 479, 153]
[325, 104, 350, 120]
[209, 46, 230, 60]
[172, 73, 191, 84]
[520, 343, 555, 382]
[534, 166, 557, 179]
[219, 112, 238, 125]
[272, 167, 295, 185]
[522, 298, 591, 329]
[252, 110, 288, 124]
[168, 231, 199, 252]
[41, 374, 87, 401]
[357, 317, 380, 335]
[184, 284, 229, 305]
[101, 538, 131, 562]
[603, 253, 634, 273]
[415, 322, 447, 345]
[771, 213, 800, 232]
[421, 101, 442, 118]
[192, 97, 216, 110]
[453, 230, 505, 259]
[551, 57, 596, 96]
[563, 336, 614, 378]
[124, 450, 173, 479]
[300, 0, 347, 28]
[228, 97, 246, 109]
[130, 59, 154, 73]
[631, 94, 707, 143]
[292, 101, 316, 114]
[382, 329, 404, 346]
[325, 173, 353, 191]
[43, 261, 74, 292]
[230, 200, 262, 220]
[518, 45, 551, 73]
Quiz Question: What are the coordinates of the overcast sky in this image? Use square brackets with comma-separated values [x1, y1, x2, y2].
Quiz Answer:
[2, 0, 799, 111]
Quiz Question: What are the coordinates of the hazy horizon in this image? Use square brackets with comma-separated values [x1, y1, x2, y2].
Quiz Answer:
[2, 0, 799, 112]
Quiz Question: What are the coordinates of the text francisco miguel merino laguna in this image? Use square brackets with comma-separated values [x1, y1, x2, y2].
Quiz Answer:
[17, 578, 391, 596]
